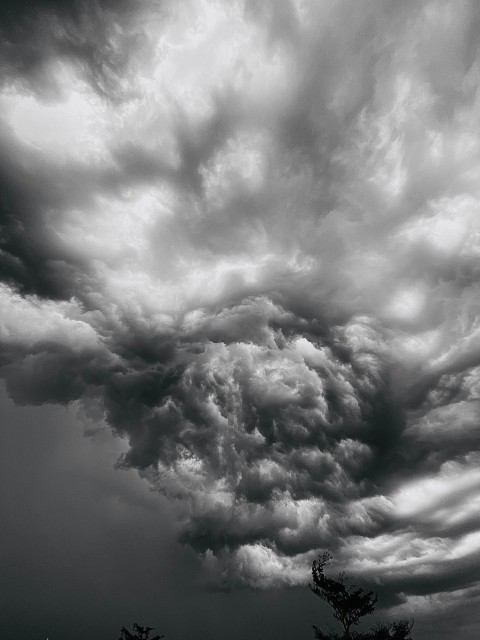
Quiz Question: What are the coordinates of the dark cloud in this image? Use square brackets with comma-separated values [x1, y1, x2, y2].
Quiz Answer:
[2, 1, 480, 637]
[0, 0, 144, 98]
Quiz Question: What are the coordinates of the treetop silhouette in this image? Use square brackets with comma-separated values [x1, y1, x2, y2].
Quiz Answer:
[119, 622, 165, 640]
[309, 552, 413, 640]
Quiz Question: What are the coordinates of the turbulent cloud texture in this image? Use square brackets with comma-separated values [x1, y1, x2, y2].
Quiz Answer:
[2, 0, 480, 616]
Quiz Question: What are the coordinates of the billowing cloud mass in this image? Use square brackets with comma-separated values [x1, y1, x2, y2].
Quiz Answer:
[2, 0, 480, 618]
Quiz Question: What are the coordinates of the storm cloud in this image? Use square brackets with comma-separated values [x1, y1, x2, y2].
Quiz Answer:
[2, 0, 480, 627]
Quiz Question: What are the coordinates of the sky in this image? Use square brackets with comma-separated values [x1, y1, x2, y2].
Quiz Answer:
[1, 0, 480, 638]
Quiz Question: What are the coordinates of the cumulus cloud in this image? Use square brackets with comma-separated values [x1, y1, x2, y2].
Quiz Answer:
[2, 0, 480, 619]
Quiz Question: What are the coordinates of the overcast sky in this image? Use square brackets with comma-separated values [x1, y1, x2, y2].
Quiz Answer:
[1, 1, 480, 638]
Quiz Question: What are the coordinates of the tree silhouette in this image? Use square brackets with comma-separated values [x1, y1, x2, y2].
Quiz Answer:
[368, 620, 414, 639]
[310, 552, 377, 639]
[309, 552, 413, 640]
[119, 623, 165, 640]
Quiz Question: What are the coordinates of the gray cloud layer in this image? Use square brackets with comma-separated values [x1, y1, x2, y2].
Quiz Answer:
[2, 0, 480, 626]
